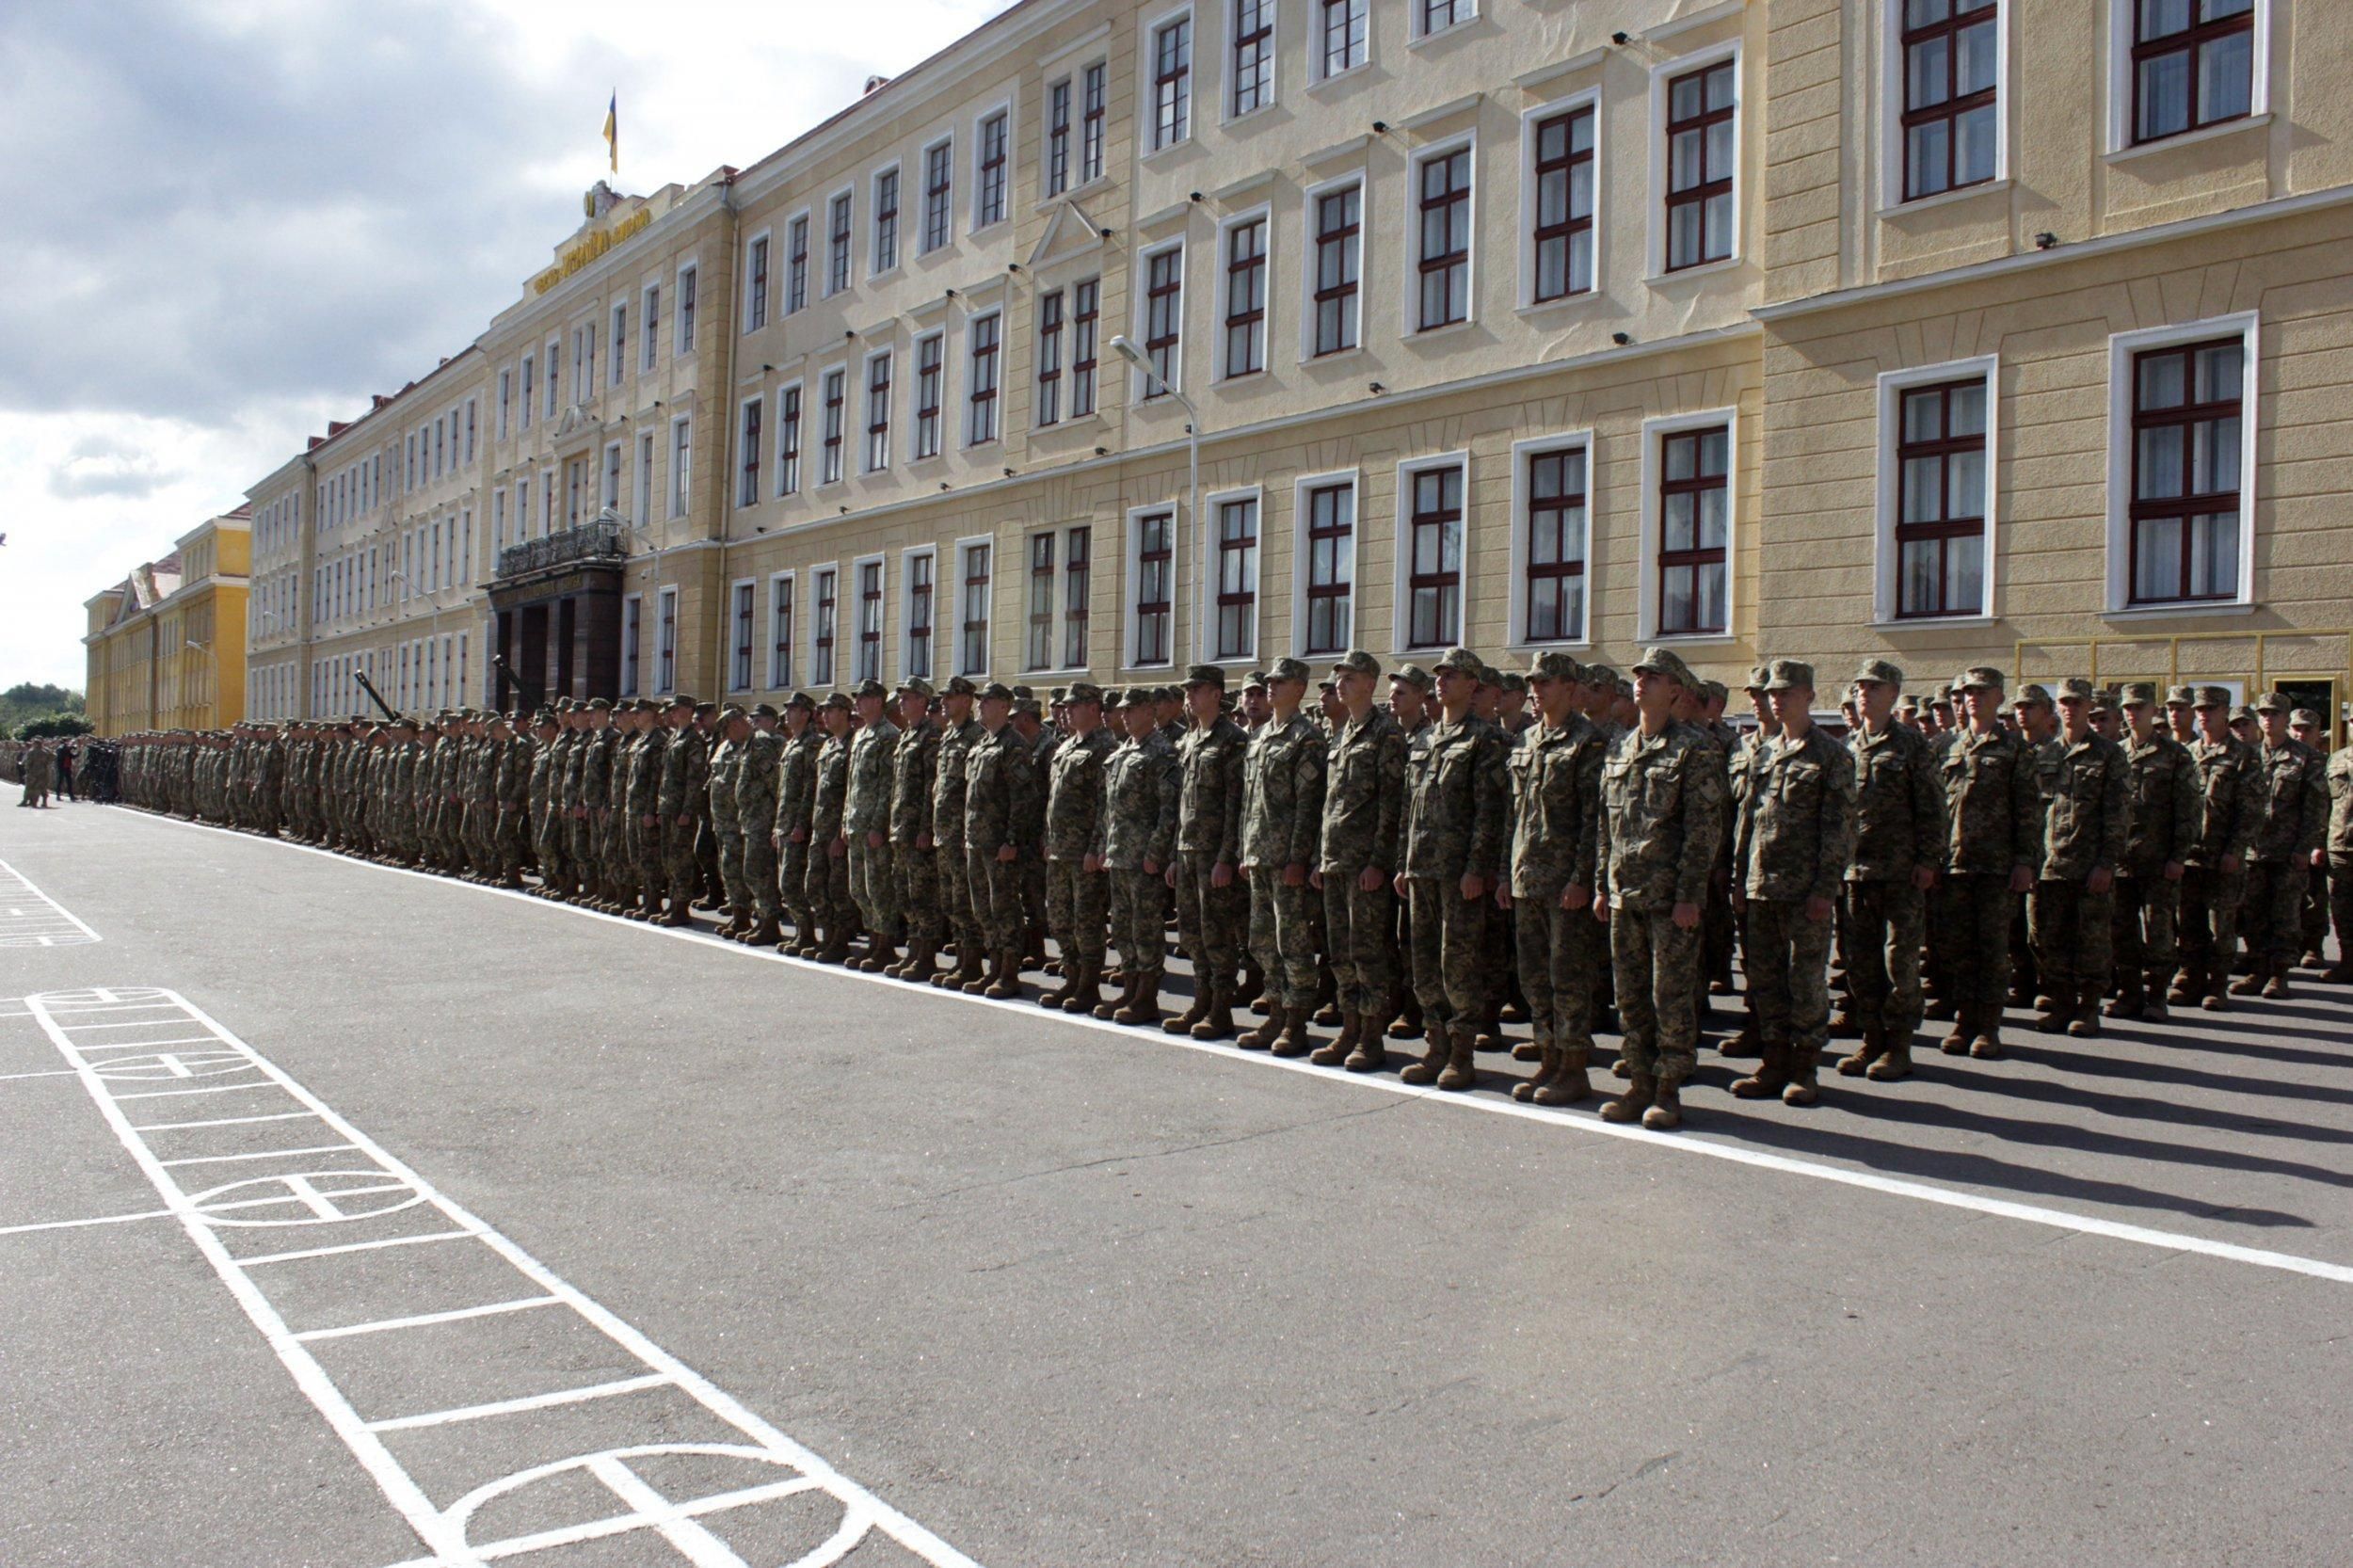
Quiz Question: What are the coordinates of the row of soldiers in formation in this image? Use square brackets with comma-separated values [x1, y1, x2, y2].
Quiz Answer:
[107, 646, 2350, 1132]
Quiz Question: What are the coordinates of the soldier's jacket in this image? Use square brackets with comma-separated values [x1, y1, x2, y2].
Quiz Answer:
[658, 726, 709, 820]
[2328, 747, 2353, 855]
[1045, 727, 1119, 861]
[844, 716, 901, 836]
[2249, 738, 2328, 863]
[738, 728, 783, 838]
[1737, 725, 1857, 904]
[1941, 727, 2041, 876]
[962, 723, 1039, 855]
[1846, 720, 1945, 883]
[2034, 732, 2131, 881]
[931, 716, 985, 852]
[496, 736, 532, 810]
[622, 728, 663, 817]
[2123, 732, 2200, 872]
[1597, 719, 1728, 911]
[888, 720, 939, 846]
[1506, 714, 1605, 901]
[1320, 709, 1407, 875]
[811, 731, 853, 840]
[707, 737, 743, 829]
[1240, 712, 1327, 871]
[606, 732, 635, 816]
[774, 728, 824, 840]
[2185, 737, 2259, 867]
[1096, 731, 1180, 871]
[1400, 713, 1508, 881]
[1175, 715, 1249, 863]
[582, 728, 616, 814]
[528, 734, 559, 819]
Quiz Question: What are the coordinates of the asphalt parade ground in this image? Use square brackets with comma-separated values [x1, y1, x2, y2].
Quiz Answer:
[3, 804, 2349, 1566]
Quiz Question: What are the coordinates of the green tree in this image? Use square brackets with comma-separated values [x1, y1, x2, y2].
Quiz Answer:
[16, 712, 95, 740]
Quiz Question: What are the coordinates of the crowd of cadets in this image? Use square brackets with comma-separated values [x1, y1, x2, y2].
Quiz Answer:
[100, 647, 2348, 1132]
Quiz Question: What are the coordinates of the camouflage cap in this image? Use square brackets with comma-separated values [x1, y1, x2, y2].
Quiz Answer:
[749, 702, 780, 718]
[532, 708, 558, 725]
[1014, 693, 1043, 716]
[943, 675, 979, 697]
[1527, 649, 1580, 682]
[1389, 663, 1434, 694]
[979, 680, 1016, 703]
[1744, 664, 1772, 693]
[1065, 680, 1106, 706]
[2292, 708, 2325, 728]
[2191, 684, 2233, 709]
[2054, 677, 2098, 702]
[1330, 649, 1383, 680]
[851, 678, 888, 700]
[2232, 704, 2258, 725]
[2165, 684, 2197, 706]
[1853, 657, 1905, 689]
[1048, 686, 1068, 703]
[717, 705, 746, 725]
[1182, 664, 1226, 689]
[1432, 647, 1485, 679]
[1762, 658, 1817, 694]
[2252, 690, 2290, 714]
[666, 693, 697, 709]
[1954, 666, 2005, 693]
[1011, 684, 1036, 702]
[1586, 664, 1620, 687]
[1699, 679, 1726, 705]
[586, 696, 612, 711]
[2089, 687, 2121, 714]
[896, 675, 937, 699]
[693, 701, 719, 718]
[1631, 647, 1698, 688]
[1121, 686, 1155, 708]
[1258, 655, 1307, 684]
[2119, 681, 2160, 707]
[1241, 669, 1269, 691]
[784, 690, 816, 711]
[2016, 682, 2055, 709]
[1500, 671, 1529, 695]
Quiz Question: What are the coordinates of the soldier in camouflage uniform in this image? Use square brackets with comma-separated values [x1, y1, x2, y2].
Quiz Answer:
[1237, 658, 1328, 1057]
[885, 680, 941, 980]
[490, 712, 532, 888]
[928, 678, 988, 988]
[843, 679, 903, 969]
[658, 698, 710, 928]
[1041, 682, 1117, 1013]
[737, 704, 785, 945]
[2110, 682, 2198, 1019]
[2231, 692, 2329, 999]
[707, 707, 752, 936]
[772, 695, 824, 952]
[1165, 666, 1250, 1041]
[1096, 688, 1182, 1025]
[1313, 650, 1407, 1072]
[2291, 709, 2331, 966]
[529, 709, 568, 898]
[1500, 650, 1606, 1105]
[2024, 679, 2130, 1037]
[963, 682, 1038, 998]
[1394, 648, 1509, 1092]
[1837, 659, 1945, 1081]
[2323, 726, 2353, 983]
[809, 694, 859, 962]
[2174, 686, 2257, 1011]
[1015, 688, 1057, 968]
[1938, 668, 2041, 1059]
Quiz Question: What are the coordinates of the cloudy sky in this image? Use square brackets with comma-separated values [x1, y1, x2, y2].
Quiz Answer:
[0, 0, 1011, 692]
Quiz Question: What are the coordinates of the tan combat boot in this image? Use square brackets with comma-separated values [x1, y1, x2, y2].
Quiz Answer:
[1433, 1025, 1478, 1092]
[1536, 1050, 1593, 1106]
[1837, 1028, 1884, 1077]
[1781, 1048, 1820, 1107]
[984, 949, 1024, 1000]
[2262, 960, 2294, 1000]
[1343, 1017, 1388, 1074]
[1270, 1008, 1315, 1059]
[1598, 1071, 1656, 1125]
[1309, 1011, 1359, 1068]
[1641, 1076, 1686, 1131]
[1163, 989, 1210, 1035]
[1117, 971, 1164, 1027]
[1866, 1030, 1913, 1081]
[1513, 1042, 1559, 1104]
[962, 950, 999, 995]
[1062, 963, 1103, 1016]
[1191, 990, 1237, 1042]
[1096, 971, 1137, 1021]
[1398, 1027, 1452, 1087]
[1236, 1002, 1284, 1051]
[1732, 1044, 1792, 1099]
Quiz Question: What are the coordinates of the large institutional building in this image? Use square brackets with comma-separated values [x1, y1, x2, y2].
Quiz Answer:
[97, 0, 2353, 733]
[84, 509, 251, 735]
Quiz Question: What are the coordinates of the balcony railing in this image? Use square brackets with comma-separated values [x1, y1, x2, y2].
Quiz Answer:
[495, 520, 629, 580]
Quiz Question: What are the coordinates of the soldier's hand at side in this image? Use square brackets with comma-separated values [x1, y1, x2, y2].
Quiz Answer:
[2087, 866, 2113, 895]
[866, 829, 885, 849]
[2314, 849, 2328, 871]
[1561, 883, 1591, 912]
[1283, 862, 1306, 888]
[1671, 900, 1700, 931]
[2220, 853, 2241, 874]
[1458, 872, 1484, 903]
[1804, 894, 1834, 923]
[790, 826, 808, 843]
[1144, 857, 1161, 877]
[998, 844, 1017, 864]
[917, 831, 933, 850]
[1211, 861, 1233, 888]
[1358, 866, 1385, 893]
[2009, 866, 2034, 894]
[1083, 853, 1103, 873]
[2162, 859, 2184, 881]
[1162, 864, 1176, 888]
[1309, 869, 1325, 890]
[1912, 864, 1937, 891]
[1391, 872, 1408, 898]
[1495, 887, 1513, 910]
[1592, 898, 1610, 925]
[829, 836, 847, 858]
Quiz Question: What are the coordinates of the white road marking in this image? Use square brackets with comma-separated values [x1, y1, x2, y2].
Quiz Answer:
[0, 1067, 81, 1081]
[0, 859, 100, 947]
[157, 1144, 361, 1168]
[133, 1110, 323, 1131]
[0, 1208, 178, 1236]
[23, 986, 982, 1568]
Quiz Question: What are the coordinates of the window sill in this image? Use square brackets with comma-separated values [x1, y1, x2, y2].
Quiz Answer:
[2103, 599, 2256, 623]
[1514, 289, 1604, 319]
[969, 217, 1009, 238]
[1408, 318, 1477, 343]
[867, 265, 904, 285]
[1505, 636, 1594, 655]
[1139, 137, 1195, 166]
[1876, 177, 2010, 220]
[1301, 344, 1367, 366]
[1306, 64, 1373, 97]
[1646, 255, 1744, 287]
[1871, 613, 1996, 631]
[1640, 632, 1737, 649]
[2106, 113, 2271, 165]
[1222, 102, 1278, 130]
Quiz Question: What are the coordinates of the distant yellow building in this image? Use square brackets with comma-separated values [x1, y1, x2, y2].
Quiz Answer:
[84, 510, 251, 736]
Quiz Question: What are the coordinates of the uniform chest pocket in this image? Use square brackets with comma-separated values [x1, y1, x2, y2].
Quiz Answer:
[1775, 761, 1822, 803]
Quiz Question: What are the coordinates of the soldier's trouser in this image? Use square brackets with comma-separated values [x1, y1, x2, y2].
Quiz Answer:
[2329, 852, 2353, 964]
[662, 817, 699, 907]
[1047, 859, 1108, 968]
[538, 816, 570, 889]
[1841, 880, 1926, 1037]
[814, 844, 856, 929]
[2031, 878, 2115, 996]
[568, 814, 595, 887]
[494, 808, 529, 878]
[742, 828, 781, 922]
[1172, 852, 1245, 994]
[848, 836, 901, 939]
[965, 846, 1027, 950]
[1247, 866, 1320, 1009]
[936, 839, 981, 952]
[1746, 899, 1835, 1060]
[1110, 868, 1166, 977]
[1941, 874, 2015, 1017]
[2241, 860, 2309, 967]
[1703, 863, 1737, 987]
[716, 826, 748, 915]
[1022, 857, 1049, 946]
[2179, 865, 2246, 983]
[2302, 857, 2329, 954]
[2112, 873, 2180, 985]
[780, 840, 814, 930]
[1609, 903, 1702, 1082]
[1404, 876, 1484, 1028]
[1321, 871, 1396, 1016]
[1517, 893, 1601, 1059]
[896, 845, 940, 948]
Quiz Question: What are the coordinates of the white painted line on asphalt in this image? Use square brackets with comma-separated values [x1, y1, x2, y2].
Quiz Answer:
[107, 1080, 275, 1101]
[0, 1208, 178, 1237]
[0, 859, 101, 947]
[119, 805, 2353, 1293]
[0, 1067, 81, 1081]
[133, 1110, 323, 1132]
[292, 1296, 563, 1344]
[158, 1144, 361, 1168]
[23, 985, 984, 1568]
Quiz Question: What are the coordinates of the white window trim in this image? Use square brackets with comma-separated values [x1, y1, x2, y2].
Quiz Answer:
[1213, 203, 1273, 381]
[1873, 355, 2000, 625]
[640, 282, 660, 370]
[728, 574, 759, 692]
[668, 412, 693, 519]
[870, 167, 902, 276]
[635, 430, 655, 525]
[1410, 0, 1480, 44]
[919, 136, 955, 255]
[955, 533, 996, 678]
[784, 208, 813, 312]
[965, 309, 1004, 447]
[742, 227, 773, 334]
[1289, 467, 1360, 658]
[971, 98, 1016, 232]
[862, 345, 895, 473]
[2104, 0, 2272, 156]
[1517, 88, 1604, 312]
[675, 263, 698, 358]
[823, 185, 856, 297]
[1392, 450, 1473, 656]
[2104, 312, 2260, 616]
[851, 552, 888, 684]
[1879, 0, 2010, 210]
[1132, 237, 1186, 401]
[767, 570, 797, 689]
[736, 393, 765, 508]
[601, 438, 625, 509]
[609, 301, 629, 385]
[901, 544, 939, 680]
[1123, 500, 1182, 670]
[1142, 5, 1197, 155]
[655, 584, 680, 694]
[817, 361, 850, 486]
[1645, 38, 1744, 283]
[1298, 168, 1367, 362]
[910, 328, 949, 462]
[776, 381, 803, 497]
[1199, 482, 1266, 665]
[1309, 0, 1373, 85]
[1402, 131, 1478, 337]
[1637, 407, 1741, 645]
[809, 560, 841, 687]
[1225, 0, 1278, 122]
[1506, 430, 1597, 649]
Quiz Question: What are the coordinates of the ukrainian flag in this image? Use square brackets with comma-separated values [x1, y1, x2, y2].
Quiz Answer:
[602, 93, 617, 174]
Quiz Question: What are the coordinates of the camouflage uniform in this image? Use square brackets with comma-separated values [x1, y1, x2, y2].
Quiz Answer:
[2114, 696, 2199, 1014]
[1840, 677, 1945, 1071]
[2025, 692, 2131, 1032]
[1097, 707, 1180, 1005]
[1239, 678, 1328, 1025]
[1043, 697, 1118, 991]
[1938, 680, 2042, 1052]
[1398, 649, 1510, 1087]
[1503, 668, 1606, 1102]
[534, 728, 571, 893]
[930, 697, 988, 974]
[1318, 685, 1407, 1037]
[658, 715, 710, 918]
[1170, 680, 1250, 1028]
[888, 691, 941, 964]
[2239, 715, 2328, 987]
[775, 717, 825, 944]
[737, 717, 784, 934]
[962, 712, 1039, 959]
[707, 725, 748, 922]
[2324, 744, 2353, 979]
[2178, 712, 2258, 1008]
[492, 731, 532, 883]
[809, 709, 858, 949]
[844, 695, 903, 947]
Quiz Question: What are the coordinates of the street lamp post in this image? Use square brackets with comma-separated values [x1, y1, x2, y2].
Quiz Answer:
[385, 569, 444, 710]
[1108, 333, 1199, 666]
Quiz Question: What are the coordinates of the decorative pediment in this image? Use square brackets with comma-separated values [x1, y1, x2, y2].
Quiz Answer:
[1027, 198, 1109, 276]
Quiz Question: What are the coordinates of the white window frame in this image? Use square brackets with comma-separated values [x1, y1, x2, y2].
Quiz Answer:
[1506, 430, 1597, 649]
[851, 551, 888, 685]
[641, 281, 661, 370]
[2104, 0, 2272, 157]
[1289, 467, 1360, 658]
[1647, 39, 1744, 281]
[911, 328, 948, 461]
[1199, 482, 1265, 665]
[1880, 0, 2011, 210]
[1298, 169, 1366, 361]
[743, 227, 773, 334]
[965, 310, 1003, 447]
[602, 438, 624, 508]
[1226, 0, 1278, 120]
[954, 535, 996, 679]
[971, 100, 1015, 232]
[655, 584, 680, 694]
[610, 300, 629, 385]
[862, 346, 894, 473]
[1311, 0, 1371, 84]
[901, 544, 939, 680]
[809, 561, 840, 688]
[1411, 0, 1479, 43]
[1636, 406, 1740, 645]
[767, 570, 796, 689]
[1215, 204, 1273, 382]
[824, 185, 856, 298]
[1124, 501, 1182, 670]
[669, 412, 693, 519]
[1873, 355, 2000, 626]
[728, 575, 759, 692]
[2103, 312, 2260, 616]
[818, 361, 849, 486]
[776, 382, 804, 497]
[1518, 88, 1604, 311]
[1403, 132, 1478, 337]
[1392, 450, 1472, 655]
[871, 165, 902, 276]
[621, 591, 645, 696]
[1144, 6, 1196, 155]
[737, 393, 766, 507]
[784, 208, 812, 313]
[1133, 238, 1186, 400]
[635, 431, 655, 524]
[920, 136, 955, 255]
[676, 262, 699, 357]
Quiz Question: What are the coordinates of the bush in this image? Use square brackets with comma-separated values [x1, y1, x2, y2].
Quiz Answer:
[16, 712, 95, 741]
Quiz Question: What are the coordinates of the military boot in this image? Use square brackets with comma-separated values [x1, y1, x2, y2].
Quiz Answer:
[2228, 963, 2265, 997]
[2262, 960, 2295, 1000]
[1513, 1036, 1545, 1064]
[2105, 975, 2145, 1019]
[1236, 1003, 1284, 1050]
[2140, 968, 2170, 1019]
[2167, 967, 2200, 1005]
[716, 916, 745, 940]
[1434, 1025, 1479, 1091]
[2069, 984, 2104, 1036]
[2199, 966, 2230, 1011]
[1513, 1040, 1560, 1103]
[1164, 990, 1211, 1035]
[961, 951, 998, 995]
[1598, 1071, 1656, 1125]
[1732, 1044, 1792, 1099]
[1535, 1051, 1593, 1107]
[1062, 963, 1103, 1016]
[1388, 987, 1424, 1041]
[2321, 962, 2353, 984]
[1940, 1009, 1973, 1053]
[902, 946, 940, 984]
[1398, 1028, 1452, 1087]
[2033, 989, 2073, 1032]
[1310, 1011, 1359, 1068]
[1343, 1018, 1388, 1074]
[1311, 974, 1340, 1027]
[749, 916, 783, 949]
[1867, 1031, 1913, 1081]
[1837, 1029, 1884, 1077]
[1642, 1076, 1686, 1131]
[1096, 971, 1138, 1021]
[816, 927, 852, 966]
[1117, 971, 1164, 1027]
[1968, 1007, 2005, 1059]
[1781, 1049, 1820, 1107]
[1270, 1009, 1316, 1059]
[1719, 1024, 1761, 1060]
[857, 940, 899, 974]
[1038, 965, 1076, 1010]
[1191, 990, 1237, 1042]
[984, 949, 1024, 1000]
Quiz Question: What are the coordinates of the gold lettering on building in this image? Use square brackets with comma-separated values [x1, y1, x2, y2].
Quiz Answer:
[530, 206, 653, 295]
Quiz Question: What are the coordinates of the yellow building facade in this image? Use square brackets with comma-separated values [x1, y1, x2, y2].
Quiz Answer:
[84, 511, 251, 735]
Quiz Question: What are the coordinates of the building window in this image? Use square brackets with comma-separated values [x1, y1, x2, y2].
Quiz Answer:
[636, 431, 654, 521]
[1666, 60, 1737, 271]
[960, 542, 992, 675]
[731, 582, 756, 691]
[826, 192, 853, 296]
[1311, 183, 1361, 356]
[1524, 446, 1589, 642]
[1532, 105, 1596, 301]
[856, 559, 885, 683]
[1902, 0, 1997, 199]
[1320, 0, 1367, 77]
[770, 574, 795, 688]
[1047, 78, 1073, 195]
[1037, 291, 1065, 426]
[671, 415, 693, 517]
[520, 357, 534, 431]
[873, 168, 900, 272]
[1152, 16, 1192, 150]
[1134, 510, 1174, 666]
[1416, 146, 1471, 330]
[1406, 464, 1464, 648]
[915, 333, 944, 459]
[1420, 0, 1470, 33]
[923, 140, 953, 252]
[657, 586, 679, 693]
[1027, 533, 1057, 670]
[1144, 246, 1183, 394]
[642, 285, 660, 370]
[610, 304, 626, 385]
[2133, 0, 2255, 145]
[1302, 481, 1354, 655]
[821, 368, 846, 484]
[778, 386, 802, 496]
[746, 234, 770, 331]
[907, 552, 936, 679]
[813, 568, 839, 686]
[1081, 62, 1108, 183]
[1222, 216, 1267, 377]
[976, 110, 1009, 227]
[865, 352, 892, 472]
[968, 312, 1001, 444]
[1071, 279, 1100, 416]
[1893, 378, 1989, 618]
[739, 398, 764, 506]
[602, 440, 621, 507]
[1214, 496, 1259, 661]
[2130, 336, 2243, 604]
[498, 369, 512, 440]
[1657, 425, 1730, 634]
[1233, 0, 1273, 115]
[1064, 526, 1093, 667]
[786, 215, 809, 313]
[678, 264, 697, 355]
